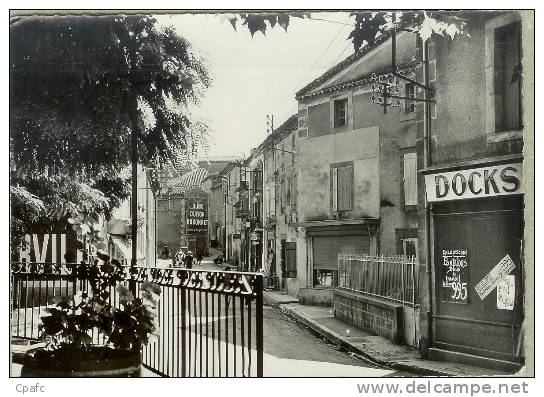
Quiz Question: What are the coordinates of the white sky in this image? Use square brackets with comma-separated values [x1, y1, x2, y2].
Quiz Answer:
[156, 12, 356, 158]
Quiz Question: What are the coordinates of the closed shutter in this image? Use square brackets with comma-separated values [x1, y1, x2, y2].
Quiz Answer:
[338, 166, 352, 211]
[285, 242, 297, 276]
[331, 168, 338, 211]
[292, 174, 297, 210]
[403, 153, 417, 206]
[265, 187, 270, 217]
[494, 21, 521, 132]
[313, 236, 341, 270]
[313, 235, 370, 270]
[270, 185, 276, 215]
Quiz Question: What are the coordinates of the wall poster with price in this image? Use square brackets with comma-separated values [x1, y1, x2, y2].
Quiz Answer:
[440, 248, 469, 304]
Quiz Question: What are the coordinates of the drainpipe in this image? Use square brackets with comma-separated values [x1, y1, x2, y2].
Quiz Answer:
[423, 38, 434, 353]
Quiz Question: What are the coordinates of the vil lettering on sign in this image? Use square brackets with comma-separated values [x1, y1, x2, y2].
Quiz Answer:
[19, 234, 72, 263]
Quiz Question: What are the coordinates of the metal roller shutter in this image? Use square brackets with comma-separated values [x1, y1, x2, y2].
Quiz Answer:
[313, 234, 370, 270]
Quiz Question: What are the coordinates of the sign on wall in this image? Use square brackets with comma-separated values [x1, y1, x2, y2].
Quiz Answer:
[497, 274, 515, 310]
[475, 254, 516, 300]
[425, 163, 523, 203]
[185, 197, 208, 235]
[440, 249, 469, 304]
[16, 233, 85, 263]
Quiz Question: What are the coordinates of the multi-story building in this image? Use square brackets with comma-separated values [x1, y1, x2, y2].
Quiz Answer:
[292, 30, 420, 305]
[156, 167, 210, 259]
[415, 11, 531, 371]
[203, 174, 226, 250]
[108, 166, 157, 268]
[266, 116, 299, 292]
[221, 162, 244, 268]
[244, 150, 264, 272]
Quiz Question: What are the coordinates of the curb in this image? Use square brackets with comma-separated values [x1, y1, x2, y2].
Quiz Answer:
[263, 294, 298, 308]
[276, 303, 453, 377]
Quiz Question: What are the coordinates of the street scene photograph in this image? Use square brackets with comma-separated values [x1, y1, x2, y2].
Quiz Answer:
[9, 8, 534, 381]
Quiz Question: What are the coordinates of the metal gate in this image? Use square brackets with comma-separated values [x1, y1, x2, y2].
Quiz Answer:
[11, 262, 264, 377]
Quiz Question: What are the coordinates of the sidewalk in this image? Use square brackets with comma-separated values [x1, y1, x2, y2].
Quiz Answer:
[264, 291, 514, 377]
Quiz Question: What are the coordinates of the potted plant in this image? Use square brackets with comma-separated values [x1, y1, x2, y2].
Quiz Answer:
[21, 256, 160, 377]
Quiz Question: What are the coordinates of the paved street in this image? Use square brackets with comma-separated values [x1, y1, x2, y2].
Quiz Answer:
[149, 255, 399, 377]
[11, 256, 404, 377]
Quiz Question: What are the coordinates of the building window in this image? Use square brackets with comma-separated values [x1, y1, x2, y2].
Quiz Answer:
[403, 152, 417, 207]
[404, 83, 415, 113]
[331, 163, 353, 212]
[313, 269, 337, 287]
[494, 21, 522, 132]
[333, 98, 347, 127]
[402, 238, 418, 258]
[285, 242, 297, 278]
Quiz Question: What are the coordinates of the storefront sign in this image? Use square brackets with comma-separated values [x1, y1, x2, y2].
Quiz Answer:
[497, 275, 515, 310]
[475, 254, 516, 300]
[185, 197, 208, 235]
[440, 249, 469, 304]
[16, 233, 86, 263]
[425, 163, 523, 203]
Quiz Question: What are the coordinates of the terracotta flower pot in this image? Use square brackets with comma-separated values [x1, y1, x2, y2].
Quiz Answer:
[21, 346, 141, 377]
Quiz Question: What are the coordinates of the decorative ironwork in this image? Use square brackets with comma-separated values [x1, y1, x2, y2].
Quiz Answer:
[11, 261, 264, 378]
[337, 254, 419, 306]
[369, 27, 436, 114]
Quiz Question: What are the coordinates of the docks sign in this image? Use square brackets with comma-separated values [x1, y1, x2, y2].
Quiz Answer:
[425, 163, 523, 203]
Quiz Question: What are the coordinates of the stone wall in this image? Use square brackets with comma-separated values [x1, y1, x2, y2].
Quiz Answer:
[333, 288, 403, 343]
[298, 287, 333, 307]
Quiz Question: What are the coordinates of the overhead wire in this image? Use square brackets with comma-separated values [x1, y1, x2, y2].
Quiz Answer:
[272, 15, 355, 125]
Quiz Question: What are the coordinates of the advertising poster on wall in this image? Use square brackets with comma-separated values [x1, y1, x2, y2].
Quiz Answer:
[185, 197, 208, 235]
[440, 248, 469, 304]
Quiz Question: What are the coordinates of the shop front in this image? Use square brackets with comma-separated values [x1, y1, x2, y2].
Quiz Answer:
[295, 220, 378, 306]
[424, 160, 524, 371]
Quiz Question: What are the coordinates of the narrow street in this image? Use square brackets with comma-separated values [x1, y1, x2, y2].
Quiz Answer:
[153, 256, 402, 377]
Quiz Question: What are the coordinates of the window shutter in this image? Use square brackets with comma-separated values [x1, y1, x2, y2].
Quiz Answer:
[403, 153, 418, 206]
[332, 167, 338, 211]
[271, 185, 276, 216]
[494, 21, 522, 132]
[348, 165, 353, 209]
[265, 187, 270, 217]
[338, 166, 351, 211]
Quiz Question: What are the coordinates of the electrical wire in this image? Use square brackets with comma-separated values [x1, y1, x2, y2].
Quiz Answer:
[269, 15, 353, 120]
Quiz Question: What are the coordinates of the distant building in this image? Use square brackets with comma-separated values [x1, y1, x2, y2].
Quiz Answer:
[108, 166, 157, 268]
[156, 166, 212, 260]
[221, 162, 244, 268]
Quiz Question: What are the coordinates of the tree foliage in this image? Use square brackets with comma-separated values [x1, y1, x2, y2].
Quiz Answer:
[10, 15, 211, 247]
[228, 11, 467, 50]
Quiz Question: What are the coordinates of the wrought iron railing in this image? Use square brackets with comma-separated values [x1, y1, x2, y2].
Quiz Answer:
[337, 254, 419, 307]
[10, 262, 264, 377]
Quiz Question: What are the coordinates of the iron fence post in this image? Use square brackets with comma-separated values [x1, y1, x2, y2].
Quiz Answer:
[255, 274, 264, 377]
